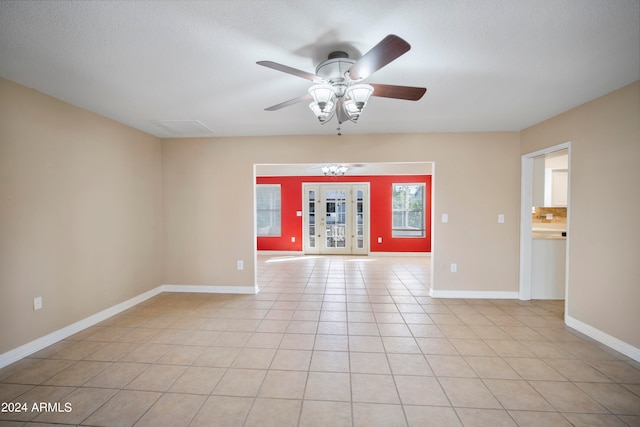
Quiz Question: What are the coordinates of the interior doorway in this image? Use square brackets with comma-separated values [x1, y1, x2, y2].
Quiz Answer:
[303, 183, 369, 255]
[254, 161, 434, 294]
[519, 143, 571, 314]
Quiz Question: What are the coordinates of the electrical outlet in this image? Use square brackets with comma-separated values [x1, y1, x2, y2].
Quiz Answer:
[442, 213, 449, 223]
[498, 214, 505, 223]
[237, 260, 244, 270]
[291, 236, 295, 243]
[450, 263, 457, 273]
[377, 237, 382, 243]
[33, 296, 42, 311]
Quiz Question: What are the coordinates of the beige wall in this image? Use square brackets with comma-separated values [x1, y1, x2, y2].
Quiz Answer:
[162, 132, 522, 294]
[0, 78, 164, 354]
[521, 81, 640, 348]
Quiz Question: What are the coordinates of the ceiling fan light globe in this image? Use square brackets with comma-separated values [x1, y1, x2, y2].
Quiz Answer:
[309, 102, 335, 123]
[346, 84, 374, 108]
[309, 102, 321, 115]
[308, 84, 336, 107]
[344, 99, 358, 113]
[344, 99, 361, 122]
[324, 101, 335, 113]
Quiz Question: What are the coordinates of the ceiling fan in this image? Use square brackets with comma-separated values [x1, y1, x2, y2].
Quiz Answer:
[257, 34, 427, 127]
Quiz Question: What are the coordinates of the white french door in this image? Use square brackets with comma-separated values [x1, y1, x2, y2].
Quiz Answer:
[303, 183, 369, 255]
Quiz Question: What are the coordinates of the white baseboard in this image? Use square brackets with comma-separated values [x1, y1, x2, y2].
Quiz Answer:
[257, 251, 303, 256]
[370, 252, 431, 257]
[0, 283, 261, 369]
[566, 314, 640, 362]
[429, 289, 519, 299]
[162, 284, 257, 294]
[0, 286, 163, 370]
[257, 251, 431, 257]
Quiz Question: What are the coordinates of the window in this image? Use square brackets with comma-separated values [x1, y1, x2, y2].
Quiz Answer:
[256, 184, 281, 236]
[392, 183, 425, 237]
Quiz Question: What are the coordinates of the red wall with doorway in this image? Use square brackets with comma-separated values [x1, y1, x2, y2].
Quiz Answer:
[256, 175, 431, 252]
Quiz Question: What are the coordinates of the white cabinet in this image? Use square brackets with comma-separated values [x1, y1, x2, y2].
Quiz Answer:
[544, 151, 568, 207]
[531, 238, 566, 299]
[551, 170, 568, 206]
[535, 150, 568, 207]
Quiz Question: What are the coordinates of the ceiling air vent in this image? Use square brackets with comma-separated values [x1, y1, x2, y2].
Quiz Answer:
[151, 120, 215, 137]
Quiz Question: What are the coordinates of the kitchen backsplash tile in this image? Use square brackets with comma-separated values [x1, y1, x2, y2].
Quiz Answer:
[532, 207, 567, 224]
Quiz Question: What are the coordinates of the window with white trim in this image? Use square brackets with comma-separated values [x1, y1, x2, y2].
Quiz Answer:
[392, 183, 425, 237]
[256, 184, 281, 236]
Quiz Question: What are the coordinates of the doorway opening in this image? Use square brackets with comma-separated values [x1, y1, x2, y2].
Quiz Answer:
[254, 161, 433, 293]
[519, 143, 571, 318]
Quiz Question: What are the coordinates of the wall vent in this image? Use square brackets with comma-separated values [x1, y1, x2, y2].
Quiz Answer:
[151, 120, 215, 137]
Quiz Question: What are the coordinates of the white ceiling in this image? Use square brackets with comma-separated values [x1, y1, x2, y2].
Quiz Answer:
[1, 0, 638, 138]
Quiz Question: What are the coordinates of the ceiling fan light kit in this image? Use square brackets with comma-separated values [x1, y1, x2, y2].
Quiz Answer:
[258, 34, 426, 129]
[321, 164, 349, 176]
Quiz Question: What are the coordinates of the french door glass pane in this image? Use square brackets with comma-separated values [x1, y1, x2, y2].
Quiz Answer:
[308, 190, 315, 248]
[325, 189, 346, 248]
[356, 189, 364, 249]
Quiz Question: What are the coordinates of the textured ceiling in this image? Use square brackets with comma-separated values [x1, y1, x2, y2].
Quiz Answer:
[0, 0, 638, 138]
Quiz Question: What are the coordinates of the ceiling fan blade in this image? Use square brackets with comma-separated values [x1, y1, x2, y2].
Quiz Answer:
[347, 34, 411, 81]
[257, 61, 325, 83]
[264, 93, 312, 111]
[369, 83, 427, 101]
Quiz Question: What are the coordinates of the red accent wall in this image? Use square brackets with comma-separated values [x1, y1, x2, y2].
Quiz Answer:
[256, 175, 431, 253]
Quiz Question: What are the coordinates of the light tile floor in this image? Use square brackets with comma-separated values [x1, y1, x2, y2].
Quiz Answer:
[1, 255, 639, 426]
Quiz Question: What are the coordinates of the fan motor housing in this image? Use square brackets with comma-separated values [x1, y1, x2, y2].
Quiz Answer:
[315, 51, 355, 84]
